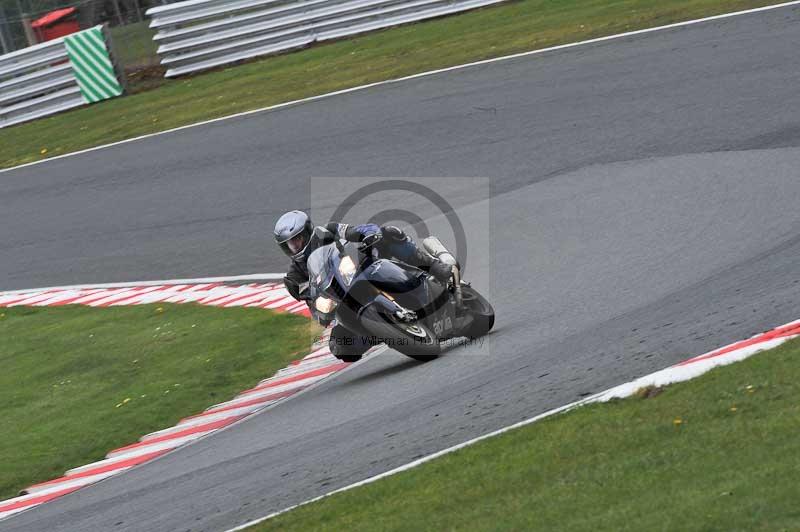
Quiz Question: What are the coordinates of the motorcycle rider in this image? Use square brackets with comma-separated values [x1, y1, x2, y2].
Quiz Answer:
[274, 210, 454, 360]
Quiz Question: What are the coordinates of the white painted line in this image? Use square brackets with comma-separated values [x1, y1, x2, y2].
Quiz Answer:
[271, 356, 340, 377]
[200, 289, 273, 307]
[139, 419, 244, 442]
[260, 295, 299, 310]
[4, 292, 62, 306]
[2, 0, 799, 177]
[105, 431, 214, 459]
[65, 438, 188, 476]
[283, 302, 307, 313]
[22, 468, 130, 496]
[195, 287, 269, 304]
[172, 402, 275, 428]
[0, 294, 31, 305]
[0, 273, 284, 296]
[32, 290, 87, 306]
[233, 373, 332, 399]
[223, 292, 283, 308]
[201, 382, 313, 412]
[13, 470, 124, 499]
[111, 290, 175, 305]
[63, 288, 133, 305]
[223, 328, 800, 531]
[200, 361, 346, 413]
[258, 359, 341, 382]
[86, 286, 166, 307]
[0, 508, 28, 520]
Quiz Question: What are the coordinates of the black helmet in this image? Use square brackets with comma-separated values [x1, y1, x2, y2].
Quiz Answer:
[274, 210, 314, 260]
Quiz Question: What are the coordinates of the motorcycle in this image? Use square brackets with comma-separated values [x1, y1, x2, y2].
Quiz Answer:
[307, 228, 494, 362]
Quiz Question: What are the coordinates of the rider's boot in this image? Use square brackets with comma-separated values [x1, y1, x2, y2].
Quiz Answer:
[415, 250, 454, 284]
[380, 226, 453, 283]
[421, 236, 459, 269]
[420, 237, 470, 312]
[420, 236, 460, 284]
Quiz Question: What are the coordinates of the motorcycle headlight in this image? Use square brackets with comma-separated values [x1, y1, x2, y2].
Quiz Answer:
[338, 255, 357, 286]
[315, 296, 337, 314]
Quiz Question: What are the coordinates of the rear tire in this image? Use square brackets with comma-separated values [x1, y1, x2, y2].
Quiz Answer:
[460, 285, 495, 338]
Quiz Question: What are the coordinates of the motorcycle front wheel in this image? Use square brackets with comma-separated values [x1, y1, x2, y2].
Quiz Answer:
[361, 309, 440, 362]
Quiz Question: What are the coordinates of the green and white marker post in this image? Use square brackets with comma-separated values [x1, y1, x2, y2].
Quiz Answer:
[63, 26, 124, 104]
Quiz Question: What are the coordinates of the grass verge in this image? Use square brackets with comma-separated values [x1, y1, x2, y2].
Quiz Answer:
[108, 22, 158, 71]
[108, 22, 165, 94]
[253, 338, 800, 531]
[0, 0, 781, 169]
[0, 304, 319, 500]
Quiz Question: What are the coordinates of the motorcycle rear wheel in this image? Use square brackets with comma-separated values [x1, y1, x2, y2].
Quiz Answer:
[460, 285, 495, 338]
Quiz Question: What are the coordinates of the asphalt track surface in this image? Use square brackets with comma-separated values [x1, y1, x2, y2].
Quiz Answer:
[3, 5, 800, 531]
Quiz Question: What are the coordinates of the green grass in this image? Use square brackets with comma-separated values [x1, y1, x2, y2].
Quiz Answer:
[253, 339, 800, 531]
[108, 21, 158, 69]
[0, 304, 320, 500]
[0, 0, 779, 168]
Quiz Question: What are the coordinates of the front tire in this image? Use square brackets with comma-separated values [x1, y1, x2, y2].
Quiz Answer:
[361, 309, 440, 362]
[329, 323, 369, 363]
[332, 353, 362, 363]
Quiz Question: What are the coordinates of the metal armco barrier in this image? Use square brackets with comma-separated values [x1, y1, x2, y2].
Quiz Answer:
[147, 0, 506, 78]
[0, 26, 125, 129]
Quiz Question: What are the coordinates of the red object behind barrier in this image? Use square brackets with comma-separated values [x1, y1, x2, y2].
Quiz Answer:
[31, 7, 79, 42]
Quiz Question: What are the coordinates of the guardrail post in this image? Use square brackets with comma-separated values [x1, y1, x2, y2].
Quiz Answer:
[21, 15, 37, 47]
[0, 4, 11, 54]
[307, 0, 317, 43]
[110, 0, 126, 26]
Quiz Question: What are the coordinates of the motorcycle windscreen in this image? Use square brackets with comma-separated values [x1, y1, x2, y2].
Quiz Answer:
[306, 244, 338, 300]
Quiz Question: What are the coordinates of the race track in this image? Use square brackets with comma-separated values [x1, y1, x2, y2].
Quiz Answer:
[3, 4, 800, 531]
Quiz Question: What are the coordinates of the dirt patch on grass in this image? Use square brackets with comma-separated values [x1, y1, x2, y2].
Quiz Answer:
[125, 63, 168, 94]
[634, 385, 664, 399]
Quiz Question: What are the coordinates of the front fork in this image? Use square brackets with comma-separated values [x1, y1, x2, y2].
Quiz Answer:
[358, 292, 417, 323]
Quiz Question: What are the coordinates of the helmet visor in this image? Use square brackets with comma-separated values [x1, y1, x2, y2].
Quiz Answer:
[286, 233, 307, 254]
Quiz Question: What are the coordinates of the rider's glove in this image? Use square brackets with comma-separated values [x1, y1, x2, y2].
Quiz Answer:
[362, 232, 382, 247]
[354, 223, 382, 247]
